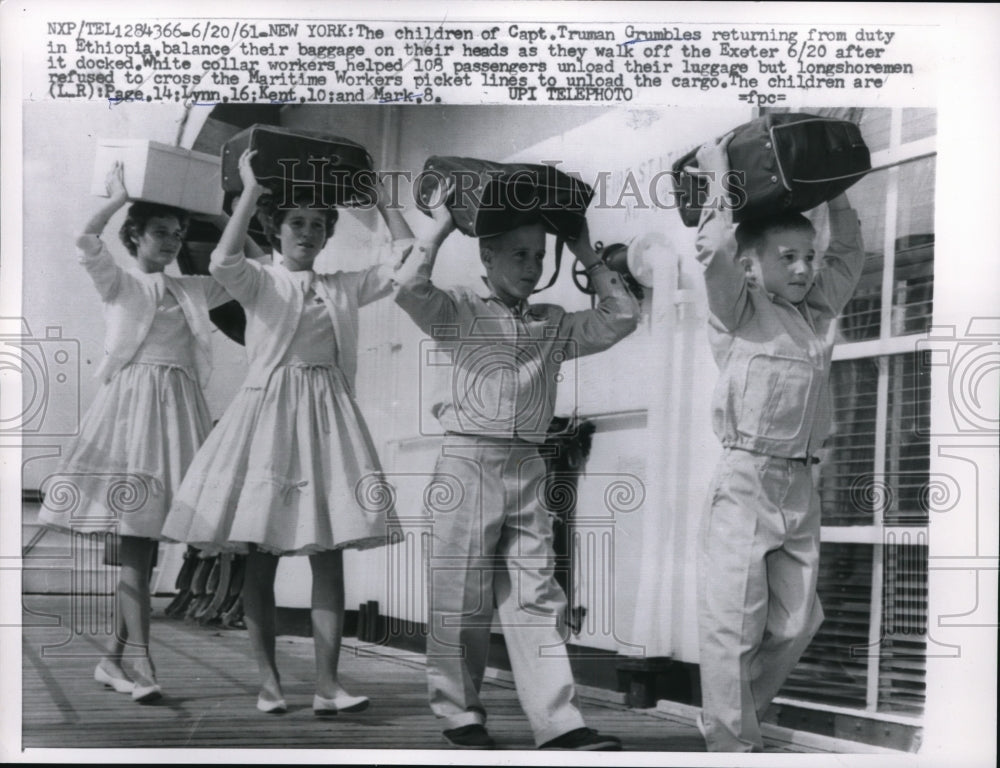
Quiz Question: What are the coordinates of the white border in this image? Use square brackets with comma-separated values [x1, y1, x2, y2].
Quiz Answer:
[3, 3, 998, 766]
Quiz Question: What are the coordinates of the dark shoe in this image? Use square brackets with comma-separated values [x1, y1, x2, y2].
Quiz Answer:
[539, 727, 622, 750]
[443, 724, 496, 749]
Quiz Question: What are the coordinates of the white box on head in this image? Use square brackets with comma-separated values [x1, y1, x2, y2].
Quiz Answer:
[90, 139, 224, 216]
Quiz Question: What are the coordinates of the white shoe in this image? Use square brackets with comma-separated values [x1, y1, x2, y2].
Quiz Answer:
[313, 692, 369, 715]
[94, 663, 135, 694]
[132, 680, 162, 703]
[128, 659, 162, 703]
[257, 694, 287, 714]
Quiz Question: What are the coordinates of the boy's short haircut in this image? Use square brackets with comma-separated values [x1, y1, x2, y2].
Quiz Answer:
[118, 201, 190, 256]
[734, 212, 816, 259]
[257, 188, 339, 253]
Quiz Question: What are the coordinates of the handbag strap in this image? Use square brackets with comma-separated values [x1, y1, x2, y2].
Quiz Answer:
[791, 168, 873, 184]
[791, 152, 936, 184]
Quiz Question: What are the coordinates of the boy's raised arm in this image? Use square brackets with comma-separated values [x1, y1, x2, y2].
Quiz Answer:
[557, 219, 640, 357]
[693, 134, 753, 332]
[393, 179, 460, 331]
[806, 192, 866, 318]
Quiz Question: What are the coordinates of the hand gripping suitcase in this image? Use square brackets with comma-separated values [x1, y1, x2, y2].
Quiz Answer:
[415, 156, 594, 240]
[671, 113, 871, 227]
[221, 124, 376, 207]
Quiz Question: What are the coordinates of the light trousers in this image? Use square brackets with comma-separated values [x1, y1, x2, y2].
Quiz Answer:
[698, 448, 825, 752]
[425, 434, 586, 745]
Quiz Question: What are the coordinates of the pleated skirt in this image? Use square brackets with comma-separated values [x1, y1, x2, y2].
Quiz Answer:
[161, 363, 395, 556]
[39, 362, 212, 540]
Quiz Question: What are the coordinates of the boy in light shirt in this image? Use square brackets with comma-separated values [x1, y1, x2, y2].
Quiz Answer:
[394, 178, 639, 750]
[692, 134, 866, 752]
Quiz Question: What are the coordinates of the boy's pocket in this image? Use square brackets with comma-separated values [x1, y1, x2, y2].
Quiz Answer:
[737, 354, 815, 441]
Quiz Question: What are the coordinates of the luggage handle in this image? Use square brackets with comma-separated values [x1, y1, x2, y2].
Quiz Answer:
[305, 152, 346, 171]
[672, 144, 740, 198]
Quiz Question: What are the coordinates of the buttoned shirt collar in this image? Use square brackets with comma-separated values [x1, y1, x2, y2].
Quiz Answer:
[481, 276, 530, 317]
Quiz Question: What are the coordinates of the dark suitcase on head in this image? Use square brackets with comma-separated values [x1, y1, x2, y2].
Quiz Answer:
[671, 113, 871, 227]
[221, 124, 376, 207]
[416, 156, 594, 240]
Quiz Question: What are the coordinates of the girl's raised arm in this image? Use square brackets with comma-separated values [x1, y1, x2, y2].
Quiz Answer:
[77, 161, 130, 301]
[214, 149, 267, 265]
[209, 210, 268, 263]
[209, 149, 269, 303]
[78, 161, 129, 245]
[374, 172, 415, 270]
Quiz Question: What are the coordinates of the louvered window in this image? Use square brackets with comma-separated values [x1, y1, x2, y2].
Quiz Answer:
[781, 542, 872, 709]
[878, 540, 928, 715]
[817, 358, 879, 525]
[772, 108, 934, 720]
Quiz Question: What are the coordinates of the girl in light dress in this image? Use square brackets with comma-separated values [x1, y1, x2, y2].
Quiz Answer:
[40, 162, 238, 703]
[162, 148, 413, 714]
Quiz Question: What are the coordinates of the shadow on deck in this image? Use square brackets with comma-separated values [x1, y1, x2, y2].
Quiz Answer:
[20, 594, 817, 756]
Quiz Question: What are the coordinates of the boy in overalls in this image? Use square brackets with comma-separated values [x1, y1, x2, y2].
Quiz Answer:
[692, 135, 866, 751]
[394, 179, 639, 749]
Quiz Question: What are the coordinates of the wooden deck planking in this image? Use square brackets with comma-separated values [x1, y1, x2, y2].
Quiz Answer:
[20, 595, 805, 753]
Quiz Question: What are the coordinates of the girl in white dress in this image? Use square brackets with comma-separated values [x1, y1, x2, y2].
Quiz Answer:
[40, 163, 234, 703]
[162, 149, 413, 714]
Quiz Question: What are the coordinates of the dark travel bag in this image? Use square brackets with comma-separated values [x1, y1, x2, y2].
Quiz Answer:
[221, 124, 376, 207]
[416, 155, 594, 240]
[671, 113, 871, 226]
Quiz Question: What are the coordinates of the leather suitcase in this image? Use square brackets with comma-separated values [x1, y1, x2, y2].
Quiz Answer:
[671, 113, 871, 227]
[221, 124, 375, 207]
[416, 156, 594, 240]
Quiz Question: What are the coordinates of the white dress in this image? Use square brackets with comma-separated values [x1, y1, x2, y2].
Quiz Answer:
[162, 271, 393, 555]
[40, 282, 213, 539]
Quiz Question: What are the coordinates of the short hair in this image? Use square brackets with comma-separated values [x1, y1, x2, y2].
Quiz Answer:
[118, 201, 190, 257]
[734, 212, 815, 259]
[257, 189, 338, 253]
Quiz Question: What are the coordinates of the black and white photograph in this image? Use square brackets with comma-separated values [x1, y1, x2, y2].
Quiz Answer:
[1, 2, 997, 765]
